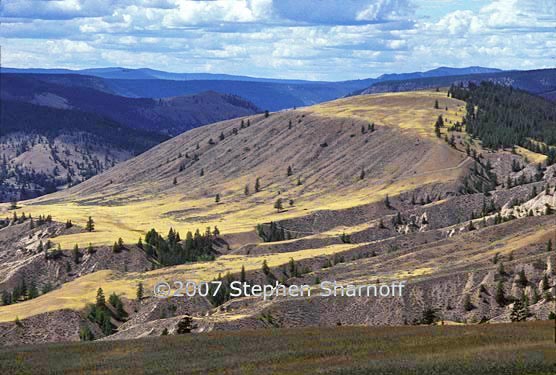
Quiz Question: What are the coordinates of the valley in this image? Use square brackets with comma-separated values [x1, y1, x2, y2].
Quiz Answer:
[0, 84, 555, 351]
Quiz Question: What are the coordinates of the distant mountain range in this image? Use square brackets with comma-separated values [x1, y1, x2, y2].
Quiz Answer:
[354, 68, 556, 101]
[1, 74, 260, 136]
[0, 73, 260, 202]
[1, 66, 509, 111]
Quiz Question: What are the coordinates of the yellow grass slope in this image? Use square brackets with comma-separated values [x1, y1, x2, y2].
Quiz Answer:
[3, 90, 466, 250]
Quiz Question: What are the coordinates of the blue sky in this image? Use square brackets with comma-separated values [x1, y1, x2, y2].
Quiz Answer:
[1, 0, 555, 81]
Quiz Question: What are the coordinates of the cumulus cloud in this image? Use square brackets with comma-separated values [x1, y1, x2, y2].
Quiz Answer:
[0, 0, 554, 80]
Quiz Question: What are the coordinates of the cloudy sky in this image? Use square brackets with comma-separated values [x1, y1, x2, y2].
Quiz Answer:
[1, 0, 555, 80]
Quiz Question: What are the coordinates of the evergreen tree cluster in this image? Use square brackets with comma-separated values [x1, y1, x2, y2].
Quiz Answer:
[85, 288, 126, 337]
[256, 222, 293, 242]
[141, 227, 217, 266]
[1, 278, 46, 306]
[449, 82, 556, 164]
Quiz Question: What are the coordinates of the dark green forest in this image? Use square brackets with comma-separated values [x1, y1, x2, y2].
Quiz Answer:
[449, 82, 556, 164]
[0, 100, 168, 154]
[142, 227, 217, 266]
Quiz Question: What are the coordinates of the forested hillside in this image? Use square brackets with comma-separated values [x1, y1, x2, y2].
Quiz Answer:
[0, 100, 168, 202]
[449, 82, 556, 164]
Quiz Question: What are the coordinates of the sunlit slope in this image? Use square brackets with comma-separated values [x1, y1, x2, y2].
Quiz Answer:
[8, 90, 467, 248]
[0, 243, 358, 322]
[0, 214, 551, 323]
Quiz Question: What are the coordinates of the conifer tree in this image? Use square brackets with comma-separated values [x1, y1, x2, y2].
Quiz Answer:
[274, 198, 283, 212]
[240, 265, 246, 283]
[96, 288, 106, 308]
[510, 300, 529, 322]
[136, 282, 144, 301]
[85, 216, 95, 232]
[262, 260, 270, 275]
[385, 194, 391, 209]
[495, 281, 506, 306]
[73, 244, 80, 264]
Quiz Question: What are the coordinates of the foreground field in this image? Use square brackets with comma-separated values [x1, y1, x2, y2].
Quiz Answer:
[2, 322, 556, 374]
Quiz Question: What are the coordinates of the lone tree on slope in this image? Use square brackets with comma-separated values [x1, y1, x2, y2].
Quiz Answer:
[85, 216, 95, 232]
[274, 198, 283, 212]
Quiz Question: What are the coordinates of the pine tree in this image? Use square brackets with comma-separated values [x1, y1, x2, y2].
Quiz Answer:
[79, 325, 94, 341]
[176, 316, 193, 334]
[96, 288, 106, 308]
[244, 184, 250, 196]
[262, 260, 270, 275]
[2, 290, 12, 306]
[215, 194, 220, 203]
[548, 239, 553, 252]
[274, 198, 283, 212]
[434, 115, 444, 138]
[517, 269, 528, 288]
[463, 294, 473, 311]
[28, 282, 38, 299]
[287, 166, 293, 176]
[385, 194, 391, 209]
[255, 177, 261, 192]
[360, 168, 365, 180]
[495, 281, 506, 306]
[73, 244, 80, 264]
[434, 99, 439, 109]
[240, 265, 246, 283]
[136, 282, 144, 301]
[510, 300, 529, 322]
[85, 216, 95, 232]
[542, 273, 550, 291]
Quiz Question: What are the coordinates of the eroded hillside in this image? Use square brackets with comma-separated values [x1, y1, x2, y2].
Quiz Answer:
[1, 89, 555, 345]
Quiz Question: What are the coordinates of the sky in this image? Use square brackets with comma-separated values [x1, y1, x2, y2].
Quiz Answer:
[1, 0, 555, 81]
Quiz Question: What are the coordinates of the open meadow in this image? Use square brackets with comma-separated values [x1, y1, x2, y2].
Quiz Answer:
[2, 321, 556, 374]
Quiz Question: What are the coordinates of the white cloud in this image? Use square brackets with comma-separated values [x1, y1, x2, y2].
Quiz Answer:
[1, 0, 554, 80]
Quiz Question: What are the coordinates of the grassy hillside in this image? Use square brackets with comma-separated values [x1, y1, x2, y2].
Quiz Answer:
[1, 88, 555, 348]
[11, 90, 466, 248]
[2, 322, 556, 374]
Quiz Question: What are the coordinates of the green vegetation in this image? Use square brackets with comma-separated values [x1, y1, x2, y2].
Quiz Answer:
[449, 82, 556, 164]
[3, 322, 556, 374]
[142, 227, 217, 266]
[256, 222, 288, 242]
